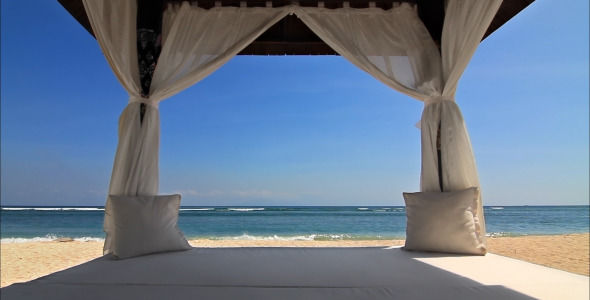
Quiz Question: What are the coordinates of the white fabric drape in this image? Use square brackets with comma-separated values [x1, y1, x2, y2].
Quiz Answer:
[295, 4, 442, 100]
[85, 0, 501, 253]
[83, 0, 291, 255]
[421, 0, 503, 243]
[83, 0, 157, 255]
[295, 0, 502, 243]
[150, 3, 292, 101]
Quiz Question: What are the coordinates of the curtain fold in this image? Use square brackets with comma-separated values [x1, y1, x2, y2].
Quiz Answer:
[295, 1, 502, 244]
[149, 3, 292, 102]
[83, 0, 291, 255]
[83, 0, 154, 255]
[295, 4, 442, 100]
[85, 0, 501, 253]
[431, 0, 503, 244]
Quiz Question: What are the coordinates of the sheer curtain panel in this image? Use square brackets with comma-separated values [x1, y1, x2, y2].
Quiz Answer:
[150, 3, 292, 101]
[83, 0, 291, 255]
[295, 4, 442, 100]
[83, 0, 158, 255]
[422, 0, 503, 243]
[84, 0, 501, 254]
[295, 1, 502, 245]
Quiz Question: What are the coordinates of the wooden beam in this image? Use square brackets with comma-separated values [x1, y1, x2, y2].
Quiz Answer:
[57, 0, 534, 56]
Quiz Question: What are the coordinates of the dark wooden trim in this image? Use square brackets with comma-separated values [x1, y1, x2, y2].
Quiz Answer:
[57, 0, 534, 56]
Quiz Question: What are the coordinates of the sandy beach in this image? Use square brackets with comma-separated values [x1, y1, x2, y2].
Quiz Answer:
[1, 233, 588, 288]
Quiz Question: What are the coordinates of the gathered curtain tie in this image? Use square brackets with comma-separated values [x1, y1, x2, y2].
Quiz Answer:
[415, 96, 455, 128]
[129, 96, 159, 109]
[424, 95, 454, 106]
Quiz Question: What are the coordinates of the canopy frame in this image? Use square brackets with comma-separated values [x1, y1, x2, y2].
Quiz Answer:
[70, 0, 532, 256]
[59, 0, 534, 55]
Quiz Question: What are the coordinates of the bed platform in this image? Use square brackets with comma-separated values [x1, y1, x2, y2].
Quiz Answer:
[2, 246, 588, 300]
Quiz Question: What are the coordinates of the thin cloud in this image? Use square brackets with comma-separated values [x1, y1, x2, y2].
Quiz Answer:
[170, 189, 297, 199]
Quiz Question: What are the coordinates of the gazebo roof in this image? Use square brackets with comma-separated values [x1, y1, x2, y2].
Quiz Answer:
[57, 0, 534, 55]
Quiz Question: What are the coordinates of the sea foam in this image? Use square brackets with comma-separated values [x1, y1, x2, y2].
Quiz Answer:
[1, 207, 104, 211]
[227, 208, 265, 212]
[1, 235, 104, 244]
[195, 233, 392, 241]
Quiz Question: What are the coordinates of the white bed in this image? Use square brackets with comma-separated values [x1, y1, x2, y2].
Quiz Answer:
[2, 246, 588, 300]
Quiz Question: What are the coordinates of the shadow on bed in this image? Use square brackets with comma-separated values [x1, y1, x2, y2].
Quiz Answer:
[1, 247, 540, 300]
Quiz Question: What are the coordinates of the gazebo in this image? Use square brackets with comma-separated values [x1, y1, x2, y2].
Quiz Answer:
[53, 0, 536, 257]
[4, 1, 590, 300]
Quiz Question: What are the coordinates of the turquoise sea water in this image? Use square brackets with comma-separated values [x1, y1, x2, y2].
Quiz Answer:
[1, 206, 588, 243]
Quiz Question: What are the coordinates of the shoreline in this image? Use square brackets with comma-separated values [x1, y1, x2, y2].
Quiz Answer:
[1, 233, 588, 288]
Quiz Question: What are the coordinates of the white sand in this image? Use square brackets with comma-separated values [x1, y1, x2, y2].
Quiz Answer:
[1, 233, 588, 288]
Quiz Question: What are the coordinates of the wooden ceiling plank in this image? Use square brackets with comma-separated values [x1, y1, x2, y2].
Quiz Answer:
[57, 0, 534, 56]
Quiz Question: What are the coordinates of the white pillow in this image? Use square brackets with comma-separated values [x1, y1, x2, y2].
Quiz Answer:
[109, 194, 192, 259]
[403, 187, 486, 255]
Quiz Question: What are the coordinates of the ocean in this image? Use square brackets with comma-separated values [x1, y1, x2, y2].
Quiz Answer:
[1, 206, 588, 243]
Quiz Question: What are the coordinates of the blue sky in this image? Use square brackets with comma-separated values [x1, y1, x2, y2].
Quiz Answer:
[1, 0, 588, 207]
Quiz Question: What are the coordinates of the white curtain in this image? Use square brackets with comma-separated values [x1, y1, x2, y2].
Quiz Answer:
[295, 4, 442, 100]
[295, 0, 502, 243]
[83, 0, 291, 255]
[151, 3, 291, 100]
[422, 0, 503, 243]
[83, 0, 155, 255]
[85, 0, 501, 253]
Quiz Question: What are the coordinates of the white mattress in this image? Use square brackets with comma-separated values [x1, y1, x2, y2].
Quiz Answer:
[2, 246, 588, 300]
